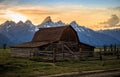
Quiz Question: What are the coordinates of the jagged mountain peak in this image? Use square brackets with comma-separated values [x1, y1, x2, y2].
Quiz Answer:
[0, 21, 16, 29]
[70, 21, 78, 25]
[25, 20, 34, 27]
[0, 20, 37, 47]
[25, 20, 33, 25]
[17, 21, 24, 25]
[41, 16, 52, 25]
[2, 20, 16, 26]
[55, 20, 65, 26]
[70, 21, 93, 31]
[4, 20, 14, 23]
[56, 20, 64, 24]
[37, 16, 56, 28]
[57, 20, 63, 23]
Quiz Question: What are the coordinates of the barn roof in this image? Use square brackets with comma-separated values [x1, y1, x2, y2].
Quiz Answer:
[11, 42, 49, 48]
[32, 26, 70, 42]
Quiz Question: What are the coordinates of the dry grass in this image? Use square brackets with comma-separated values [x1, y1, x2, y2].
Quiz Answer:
[0, 49, 120, 77]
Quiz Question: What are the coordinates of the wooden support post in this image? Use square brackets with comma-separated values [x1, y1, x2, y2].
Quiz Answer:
[61, 42, 65, 60]
[79, 48, 82, 60]
[29, 50, 31, 57]
[117, 48, 119, 59]
[64, 44, 78, 60]
[53, 48, 56, 63]
[30, 48, 33, 57]
[114, 44, 116, 55]
[99, 48, 103, 60]
[110, 44, 113, 52]
[103, 45, 106, 54]
[3, 44, 7, 49]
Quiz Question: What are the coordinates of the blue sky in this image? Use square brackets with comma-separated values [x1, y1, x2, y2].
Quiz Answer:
[1, 0, 120, 7]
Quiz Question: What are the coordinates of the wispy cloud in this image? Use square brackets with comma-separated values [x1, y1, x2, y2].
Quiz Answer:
[0, 3, 120, 30]
[100, 15, 120, 28]
[13, 7, 60, 15]
[112, 6, 120, 10]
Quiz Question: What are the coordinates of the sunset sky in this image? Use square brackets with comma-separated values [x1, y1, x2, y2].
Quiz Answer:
[0, 0, 120, 30]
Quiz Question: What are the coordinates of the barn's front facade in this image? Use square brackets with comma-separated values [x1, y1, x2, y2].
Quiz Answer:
[11, 26, 94, 58]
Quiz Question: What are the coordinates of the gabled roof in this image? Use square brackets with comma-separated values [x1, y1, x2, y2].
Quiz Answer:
[32, 26, 71, 42]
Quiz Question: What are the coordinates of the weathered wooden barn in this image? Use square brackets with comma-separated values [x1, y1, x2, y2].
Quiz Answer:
[11, 26, 94, 58]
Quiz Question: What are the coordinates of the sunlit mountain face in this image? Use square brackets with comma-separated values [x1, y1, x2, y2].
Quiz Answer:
[0, 0, 120, 30]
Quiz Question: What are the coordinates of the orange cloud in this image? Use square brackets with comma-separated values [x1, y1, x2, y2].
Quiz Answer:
[0, 5, 120, 30]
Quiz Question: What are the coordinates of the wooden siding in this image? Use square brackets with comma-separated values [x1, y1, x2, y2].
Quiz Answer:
[79, 43, 94, 51]
[11, 48, 39, 57]
[60, 27, 79, 42]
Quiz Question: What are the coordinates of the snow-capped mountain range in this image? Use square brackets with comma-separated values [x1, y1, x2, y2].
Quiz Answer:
[0, 16, 120, 47]
[98, 29, 120, 43]
[0, 20, 37, 47]
[37, 16, 65, 28]
[70, 21, 120, 47]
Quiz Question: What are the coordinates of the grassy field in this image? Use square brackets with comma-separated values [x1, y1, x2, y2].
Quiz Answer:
[0, 49, 120, 77]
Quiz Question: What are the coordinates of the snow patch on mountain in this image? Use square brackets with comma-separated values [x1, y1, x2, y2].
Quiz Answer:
[37, 16, 65, 28]
[0, 20, 37, 46]
[70, 21, 120, 47]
